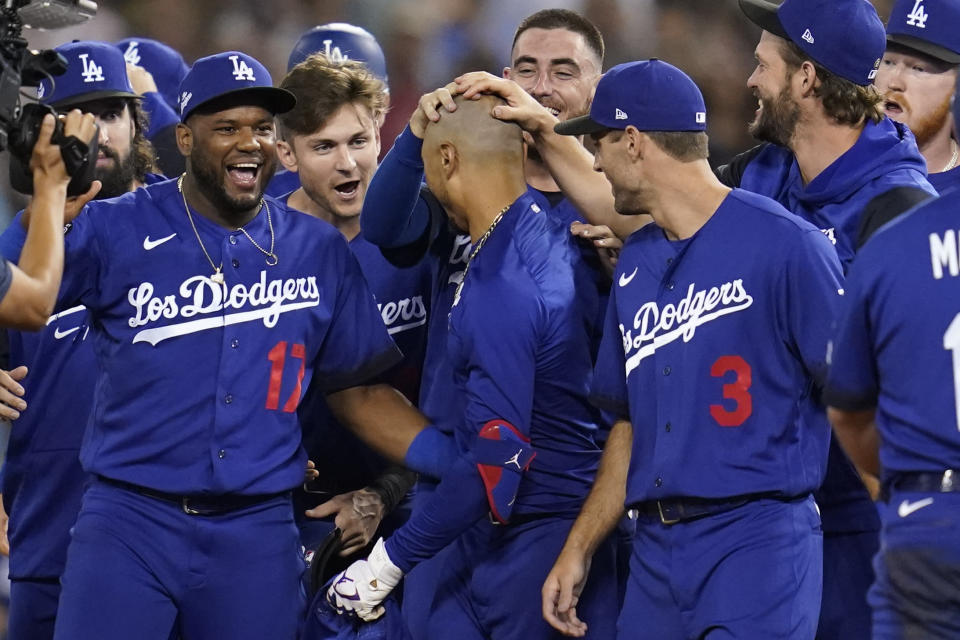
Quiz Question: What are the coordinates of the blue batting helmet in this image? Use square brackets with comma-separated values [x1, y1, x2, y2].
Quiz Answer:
[287, 23, 388, 88]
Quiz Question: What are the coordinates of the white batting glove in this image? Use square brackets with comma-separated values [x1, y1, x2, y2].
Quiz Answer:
[326, 537, 403, 621]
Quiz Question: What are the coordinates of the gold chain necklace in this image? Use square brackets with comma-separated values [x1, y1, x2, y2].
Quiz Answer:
[177, 174, 278, 285]
[453, 204, 510, 305]
[941, 139, 959, 173]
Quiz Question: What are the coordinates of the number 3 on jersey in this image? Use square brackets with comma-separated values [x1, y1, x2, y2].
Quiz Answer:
[266, 341, 306, 412]
[710, 355, 752, 427]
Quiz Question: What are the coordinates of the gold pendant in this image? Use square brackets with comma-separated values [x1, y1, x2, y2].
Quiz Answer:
[211, 270, 224, 284]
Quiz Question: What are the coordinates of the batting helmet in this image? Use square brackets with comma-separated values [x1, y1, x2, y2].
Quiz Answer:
[287, 23, 388, 88]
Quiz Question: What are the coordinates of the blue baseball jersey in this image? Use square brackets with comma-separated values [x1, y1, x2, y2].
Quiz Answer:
[386, 191, 604, 569]
[825, 189, 960, 475]
[48, 178, 399, 495]
[0, 172, 168, 580]
[266, 169, 300, 199]
[928, 165, 960, 194]
[592, 189, 843, 504]
[737, 118, 935, 268]
[286, 196, 431, 496]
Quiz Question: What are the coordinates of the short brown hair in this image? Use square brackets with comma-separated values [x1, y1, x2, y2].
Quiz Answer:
[512, 9, 604, 64]
[645, 131, 709, 162]
[277, 54, 387, 139]
[780, 40, 883, 127]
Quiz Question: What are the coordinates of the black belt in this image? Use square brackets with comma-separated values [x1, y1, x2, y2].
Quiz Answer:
[98, 476, 290, 516]
[632, 492, 787, 525]
[887, 470, 960, 495]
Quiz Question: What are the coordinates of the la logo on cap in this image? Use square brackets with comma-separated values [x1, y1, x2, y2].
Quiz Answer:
[79, 53, 104, 83]
[322, 39, 349, 64]
[906, 0, 928, 28]
[615, 108, 628, 120]
[229, 55, 255, 81]
[123, 41, 141, 65]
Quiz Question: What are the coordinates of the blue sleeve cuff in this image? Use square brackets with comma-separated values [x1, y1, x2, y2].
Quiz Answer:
[392, 126, 425, 169]
[404, 425, 456, 480]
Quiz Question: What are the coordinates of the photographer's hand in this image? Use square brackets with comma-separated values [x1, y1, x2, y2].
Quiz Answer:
[0, 111, 97, 329]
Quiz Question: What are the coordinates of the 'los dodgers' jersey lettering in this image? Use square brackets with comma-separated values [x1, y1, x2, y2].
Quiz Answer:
[622, 280, 753, 376]
[930, 229, 960, 280]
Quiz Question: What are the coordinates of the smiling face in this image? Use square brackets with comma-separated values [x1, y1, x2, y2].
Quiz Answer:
[746, 32, 802, 147]
[278, 101, 380, 223]
[874, 46, 957, 147]
[181, 105, 278, 216]
[504, 27, 600, 122]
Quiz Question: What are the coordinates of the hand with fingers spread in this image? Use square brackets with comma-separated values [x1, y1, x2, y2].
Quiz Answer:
[0, 366, 28, 421]
[409, 82, 460, 139]
[306, 488, 386, 557]
[454, 71, 558, 137]
[542, 547, 592, 637]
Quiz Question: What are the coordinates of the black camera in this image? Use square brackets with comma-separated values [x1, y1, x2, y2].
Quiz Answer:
[0, 0, 99, 196]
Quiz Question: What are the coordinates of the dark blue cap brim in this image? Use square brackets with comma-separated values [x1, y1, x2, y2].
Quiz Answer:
[554, 114, 613, 136]
[182, 86, 297, 121]
[887, 34, 960, 65]
[50, 89, 140, 109]
[738, 0, 790, 40]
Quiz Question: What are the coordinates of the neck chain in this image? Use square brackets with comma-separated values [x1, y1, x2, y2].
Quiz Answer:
[177, 174, 278, 285]
[941, 139, 959, 173]
[453, 204, 510, 305]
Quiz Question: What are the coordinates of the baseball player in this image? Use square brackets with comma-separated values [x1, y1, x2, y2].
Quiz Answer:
[268, 23, 389, 199]
[275, 55, 429, 557]
[874, 0, 960, 193]
[543, 59, 841, 639]
[1, 50, 430, 640]
[825, 81, 960, 640]
[117, 37, 192, 176]
[327, 94, 617, 640]
[722, 1, 938, 636]
[0, 40, 166, 640]
[0, 112, 96, 330]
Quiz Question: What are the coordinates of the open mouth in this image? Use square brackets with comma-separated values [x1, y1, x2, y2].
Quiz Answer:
[334, 180, 360, 199]
[227, 162, 261, 188]
[884, 100, 903, 115]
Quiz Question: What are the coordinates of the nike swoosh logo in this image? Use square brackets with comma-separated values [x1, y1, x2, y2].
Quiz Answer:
[619, 267, 638, 288]
[898, 497, 934, 518]
[143, 233, 176, 250]
[53, 326, 80, 340]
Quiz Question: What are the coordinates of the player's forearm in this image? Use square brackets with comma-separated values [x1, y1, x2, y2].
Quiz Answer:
[326, 383, 429, 464]
[561, 419, 633, 558]
[6, 185, 68, 327]
[530, 128, 647, 240]
[360, 127, 430, 248]
[828, 407, 881, 477]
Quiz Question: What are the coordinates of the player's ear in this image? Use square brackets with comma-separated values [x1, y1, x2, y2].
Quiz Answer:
[276, 139, 299, 173]
[797, 60, 819, 97]
[175, 122, 193, 157]
[625, 126, 644, 161]
[439, 141, 458, 178]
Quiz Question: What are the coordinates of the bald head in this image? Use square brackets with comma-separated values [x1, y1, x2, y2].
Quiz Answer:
[423, 95, 524, 167]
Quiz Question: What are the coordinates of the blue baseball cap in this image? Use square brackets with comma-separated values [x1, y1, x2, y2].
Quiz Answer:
[117, 38, 191, 111]
[739, 0, 886, 86]
[38, 40, 139, 108]
[177, 51, 296, 121]
[287, 23, 388, 87]
[886, 0, 960, 64]
[554, 59, 706, 136]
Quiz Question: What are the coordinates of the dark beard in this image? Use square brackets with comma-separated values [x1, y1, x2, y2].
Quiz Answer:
[748, 85, 800, 148]
[95, 146, 138, 199]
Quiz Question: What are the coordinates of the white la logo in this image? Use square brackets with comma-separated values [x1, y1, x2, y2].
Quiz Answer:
[229, 55, 256, 81]
[79, 53, 104, 83]
[36, 83, 45, 99]
[906, 0, 928, 28]
[322, 39, 349, 64]
[179, 91, 192, 113]
[123, 41, 141, 65]
[615, 108, 628, 120]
